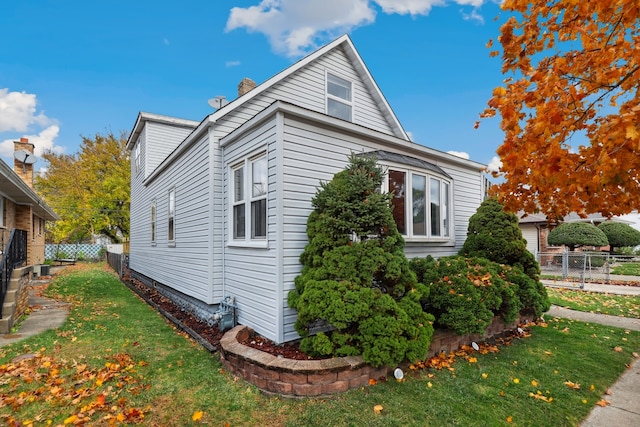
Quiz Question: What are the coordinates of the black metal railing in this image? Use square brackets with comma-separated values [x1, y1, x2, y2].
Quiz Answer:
[1, 229, 28, 319]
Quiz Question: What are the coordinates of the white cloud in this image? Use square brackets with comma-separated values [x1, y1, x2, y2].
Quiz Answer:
[226, 1, 488, 57]
[226, 0, 375, 57]
[0, 125, 64, 160]
[0, 87, 64, 166]
[225, 60, 241, 67]
[487, 155, 502, 173]
[447, 150, 470, 159]
[374, 0, 446, 16]
[0, 88, 51, 133]
[461, 8, 484, 23]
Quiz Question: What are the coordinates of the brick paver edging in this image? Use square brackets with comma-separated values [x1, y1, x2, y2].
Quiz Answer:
[219, 325, 388, 397]
[220, 315, 534, 398]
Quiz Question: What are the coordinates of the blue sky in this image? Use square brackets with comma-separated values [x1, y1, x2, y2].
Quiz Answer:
[0, 0, 507, 172]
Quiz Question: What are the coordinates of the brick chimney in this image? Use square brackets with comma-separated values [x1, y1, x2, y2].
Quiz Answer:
[14, 137, 35, 189]
[237, 77, 257, 97]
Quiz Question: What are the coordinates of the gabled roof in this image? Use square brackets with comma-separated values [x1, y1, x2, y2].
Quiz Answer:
[206, 34, 409, 140]
[0, 159, 59, 221]
[126, 112, 200, 151]
[132, 34, 415, 182]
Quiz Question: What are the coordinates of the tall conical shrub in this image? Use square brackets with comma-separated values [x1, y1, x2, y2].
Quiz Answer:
[288, 154, 434, 367]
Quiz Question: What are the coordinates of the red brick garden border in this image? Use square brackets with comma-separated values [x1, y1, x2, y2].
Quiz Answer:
[219, 314, 533, 398]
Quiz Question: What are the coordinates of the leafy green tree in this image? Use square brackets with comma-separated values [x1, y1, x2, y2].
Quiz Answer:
[459, 198, 540, 281]
[288, 154, 434, 367]
[597, 222, 640, 254]
[547, 222, 608, 251]
[36, 131, 130, 243]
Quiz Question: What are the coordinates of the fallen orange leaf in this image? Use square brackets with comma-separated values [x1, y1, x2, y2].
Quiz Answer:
[96, 394, 106, 406]
[564, 381, 581, 390]
[369, 378, 378, 386]
[373, 404, 383, 414]
[596, 399, 610, 407]
[613, 347, 623, 352]
[192, 411, 204, 422]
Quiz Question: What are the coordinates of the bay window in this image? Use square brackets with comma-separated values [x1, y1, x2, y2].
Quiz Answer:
[385, 168, 451, 239]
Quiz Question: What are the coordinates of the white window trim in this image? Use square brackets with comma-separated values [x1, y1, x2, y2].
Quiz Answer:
[228, 150, 268, 249]
[168, 188, 176, 247]
[325, 71, 353, 122]
[381, 163, 454, 243]
[134, 140, 141, 175]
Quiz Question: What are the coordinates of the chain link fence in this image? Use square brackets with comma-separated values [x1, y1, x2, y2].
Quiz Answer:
[538, 251, 637, 288]
[45, 244, 106, 261]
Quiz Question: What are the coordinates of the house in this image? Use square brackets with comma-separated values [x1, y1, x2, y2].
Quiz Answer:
[1, 138, 59, 332]
[126, 35, 488, 344]
[518, 212, 631, 255]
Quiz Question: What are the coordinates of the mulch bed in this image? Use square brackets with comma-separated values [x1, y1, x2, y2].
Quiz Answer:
[122, 274, 313, 359]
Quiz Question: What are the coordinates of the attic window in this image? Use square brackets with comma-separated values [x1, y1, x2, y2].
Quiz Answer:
[326, 73, 352, 121]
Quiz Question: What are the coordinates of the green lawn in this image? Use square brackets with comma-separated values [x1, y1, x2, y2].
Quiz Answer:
[547, 287, 640, 318]
[611, 262, 640, 276]
[1, 263, 639, 426]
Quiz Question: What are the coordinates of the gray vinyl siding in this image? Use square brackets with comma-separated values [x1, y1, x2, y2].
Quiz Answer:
[213, 46, 395, 143]
[129, 133, 215, 304]
[221, 118, 280, 342]
[144, 121, 196, 177]
[279, 115, 483, 341]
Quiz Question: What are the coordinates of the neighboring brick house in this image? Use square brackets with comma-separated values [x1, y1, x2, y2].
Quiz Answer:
[1, 138, 59, 333]
[1, 138, 59, 265]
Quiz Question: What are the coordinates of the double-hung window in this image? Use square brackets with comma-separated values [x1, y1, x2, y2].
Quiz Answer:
[385, 168, 451, 240]
[326, 72, 352, 121]
[231, 153, 267, 244]
[168, 189, 175, 244]
[151, 199, 156, 244]
[134, 141, 141, 174]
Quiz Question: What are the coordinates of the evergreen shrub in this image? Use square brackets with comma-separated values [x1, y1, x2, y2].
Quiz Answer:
[288, 154, 434, 367]
[411, 255, 550, 335]
[460, 198, 540, 281]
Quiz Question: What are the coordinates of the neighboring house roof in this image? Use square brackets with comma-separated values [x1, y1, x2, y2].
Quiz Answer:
[518, 211, 631, 225]
[0, 158, 59, 221]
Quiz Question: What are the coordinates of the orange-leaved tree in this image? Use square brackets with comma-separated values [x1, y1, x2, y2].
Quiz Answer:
[482, 0, 640, 222]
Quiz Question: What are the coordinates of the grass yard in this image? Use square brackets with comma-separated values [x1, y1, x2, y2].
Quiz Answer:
[547, 287, 640, 318]
[611, 262, 640, 276]
[1, 263, 639, 426]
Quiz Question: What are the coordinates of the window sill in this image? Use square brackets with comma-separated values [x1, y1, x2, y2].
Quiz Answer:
[168, 242, 176, 248]
[227, 240, 268, 249]
[403, 237, 455, 246]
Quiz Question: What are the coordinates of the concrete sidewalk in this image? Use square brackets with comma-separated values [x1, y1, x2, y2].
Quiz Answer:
[542, 281, 640, 426]
[0, 279, 70, 347]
